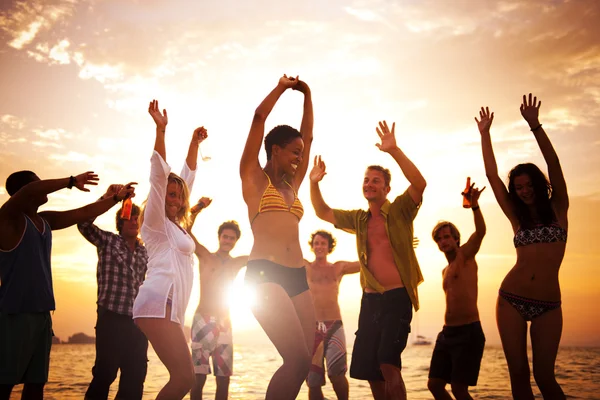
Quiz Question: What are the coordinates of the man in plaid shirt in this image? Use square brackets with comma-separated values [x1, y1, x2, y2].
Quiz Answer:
[77, 184, 149, 400]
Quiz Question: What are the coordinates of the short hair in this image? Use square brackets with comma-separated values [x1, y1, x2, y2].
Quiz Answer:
[432, 221, 461, 246]
[218, 220, 241, 239]
[5, 170, 38, 196]
[507, 163, 554, 227]
[309, 230, 337, 254]
[366, 165, 391, 187]
[264, 125, 302, 160]
[116, 203, 141, 234]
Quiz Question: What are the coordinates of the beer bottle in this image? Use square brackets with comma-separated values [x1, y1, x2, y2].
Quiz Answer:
[121, 196, 132, 220]
[462, 177, 471, 208]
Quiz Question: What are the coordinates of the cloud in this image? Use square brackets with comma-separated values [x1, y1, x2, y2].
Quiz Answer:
[1, 114, 26, 130]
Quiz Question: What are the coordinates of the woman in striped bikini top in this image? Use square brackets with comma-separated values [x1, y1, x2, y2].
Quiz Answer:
[252, 172, 304, 223]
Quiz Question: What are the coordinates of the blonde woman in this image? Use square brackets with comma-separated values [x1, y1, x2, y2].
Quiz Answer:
[133, 99, 207, 400]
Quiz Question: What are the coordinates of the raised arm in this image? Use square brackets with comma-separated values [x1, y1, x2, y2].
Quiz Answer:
[476, 107, 518, 226]
[188, 197, 212, 260]
[185, 126, 207, 172]
[291, 80, 313, 188]
[40, 183, 135, 231]
[309, 155, 335, 224]
[462, 184, 487, 259]
[77, 183, 135, 245]
[240, 75, 298, 181]
[376, 121, 427, 205]
[520, 93, 568, 214]
[149, 99, 168, 162]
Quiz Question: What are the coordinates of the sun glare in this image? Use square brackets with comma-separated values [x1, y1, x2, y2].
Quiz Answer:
[227, 268, 258, 331]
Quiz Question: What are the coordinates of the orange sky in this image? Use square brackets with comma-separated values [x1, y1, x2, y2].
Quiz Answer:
[0, 0, 599, 347]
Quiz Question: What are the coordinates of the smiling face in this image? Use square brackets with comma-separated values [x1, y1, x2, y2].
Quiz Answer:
[165, 181, 184, 222]
[218, 228, 239, 253]
[363, 168, 390, 202]
[273, 137, 304, 177]
[513, 174, 535, 206]
[311, 234, 331, 258]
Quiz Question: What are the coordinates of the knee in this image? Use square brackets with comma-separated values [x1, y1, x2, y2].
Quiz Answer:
[284, 353, 311, 380]
[450, 383, 470, 400]
[328, 374, 347, 386]
[171, 369, 195, 394]
[427, 379, 446, 395]
[532, 369, 557, 390]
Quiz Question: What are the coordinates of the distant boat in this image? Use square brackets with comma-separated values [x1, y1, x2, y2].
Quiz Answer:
[413, 334, 432, 346]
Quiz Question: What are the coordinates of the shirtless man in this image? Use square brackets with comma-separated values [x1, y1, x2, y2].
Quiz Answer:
[427, 184, 486, 400]
[310, 120, 427, 400]
[305, 230, 360, 400]
[187, 198, 249, 400]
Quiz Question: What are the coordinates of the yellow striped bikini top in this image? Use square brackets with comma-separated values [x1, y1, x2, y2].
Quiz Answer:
[252, 172, 304, 224]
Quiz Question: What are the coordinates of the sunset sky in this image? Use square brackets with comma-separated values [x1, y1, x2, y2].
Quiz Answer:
[0, 0, 599, 347]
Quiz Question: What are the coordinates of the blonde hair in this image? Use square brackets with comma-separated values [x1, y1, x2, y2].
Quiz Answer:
[139, 172, 192, 230]
[432, 221, 461, 246]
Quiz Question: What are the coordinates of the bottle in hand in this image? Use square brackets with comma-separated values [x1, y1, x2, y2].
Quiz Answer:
[462, 177, 471, 208]
[121, 197, 133, 220]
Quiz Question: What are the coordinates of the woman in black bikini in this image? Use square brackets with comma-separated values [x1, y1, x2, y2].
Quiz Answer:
[477, 94, 568, 399]
[240, 75, 314, 400]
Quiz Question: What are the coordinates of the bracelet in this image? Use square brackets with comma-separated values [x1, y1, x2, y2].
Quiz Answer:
[530, 124, 542, 132]
[472, 205, 480, 211]
[67, 176, 75, 189]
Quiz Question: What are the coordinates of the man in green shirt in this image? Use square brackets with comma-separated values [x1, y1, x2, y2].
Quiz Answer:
[309, 121, 426, 400]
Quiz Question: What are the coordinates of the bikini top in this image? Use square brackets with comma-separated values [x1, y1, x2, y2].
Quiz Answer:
[251, 172, 304, 224]
[513, 222, 567, 248]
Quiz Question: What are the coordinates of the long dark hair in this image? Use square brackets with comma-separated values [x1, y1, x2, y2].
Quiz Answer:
[507, 163, 554, 226]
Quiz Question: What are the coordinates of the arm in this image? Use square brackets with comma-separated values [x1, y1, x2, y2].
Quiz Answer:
[188, 197, 212, 260]
[339, 261, 360, 276]
[149, 100, 168, 162]
[476, 107, 518, 226]
[240, 75, 298, 180]
[309, 155, 335, 224]
[291, 80, 314, 188]
[462, 184, 487, 259]
[520, 94, 568, 213]
[41, 184, 135, 231]
[376, 121, 426, 205]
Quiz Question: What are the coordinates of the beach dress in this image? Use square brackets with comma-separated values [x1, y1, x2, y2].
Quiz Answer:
[132, 150, 196, 325]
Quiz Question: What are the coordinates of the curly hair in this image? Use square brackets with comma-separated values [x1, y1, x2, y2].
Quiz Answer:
[116, 203, 141, 234]
[309, 230, 337, 254]
[264, 125, 302, 160]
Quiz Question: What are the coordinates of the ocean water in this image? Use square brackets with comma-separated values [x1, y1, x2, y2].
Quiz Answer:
[9, 344, 600, 399]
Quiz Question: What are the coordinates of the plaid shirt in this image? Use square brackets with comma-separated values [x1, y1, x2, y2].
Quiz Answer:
[77, 221, 148, 316]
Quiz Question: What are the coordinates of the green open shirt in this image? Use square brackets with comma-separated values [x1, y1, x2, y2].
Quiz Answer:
[332, 189, 424, 311]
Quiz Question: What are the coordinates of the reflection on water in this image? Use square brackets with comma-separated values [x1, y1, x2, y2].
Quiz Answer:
[9, 344, 600, 399]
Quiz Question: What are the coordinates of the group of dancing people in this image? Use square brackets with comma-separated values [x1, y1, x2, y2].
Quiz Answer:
[0, 75, 569, 400]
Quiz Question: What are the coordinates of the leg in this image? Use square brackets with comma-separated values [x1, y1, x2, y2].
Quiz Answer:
[86, 309, 121, 400]
[250, 283, 312, 400]
[368, 381, 387, 400]
[497, 295, 534, 400]
[135, 307, 194, 400]
[21, 384, 45, 400]
[190, 374, 207, 400]
[427, 378, 452, 400]
[530, 307, 565, 399]
[308, 386, 324, 400]
[115, 317, 149, 400]
[329, 375, 349, 400]
[215, 376, 230, 400]
[380, 364, 406, 400]
[450, 383, 473, 400]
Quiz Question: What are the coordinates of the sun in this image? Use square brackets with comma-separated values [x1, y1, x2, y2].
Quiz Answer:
[227, 268, 259, 331]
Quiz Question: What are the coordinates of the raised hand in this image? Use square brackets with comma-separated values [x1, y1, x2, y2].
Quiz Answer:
[465, 183, 486, 208]
[375, 120, 397, 153]
[309, 155, 327, 183]
[116, 182, 137, 201]
[74, 172, 99, 192]
[293, 79, 310, 94]
[520, 93, 541, 128]
[278, 74, 299, 89]
[104, 184, 123, 198]
[193, 126, 208, 144]
[148, 99, 168, 128]
[475, 107, 494, 134]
